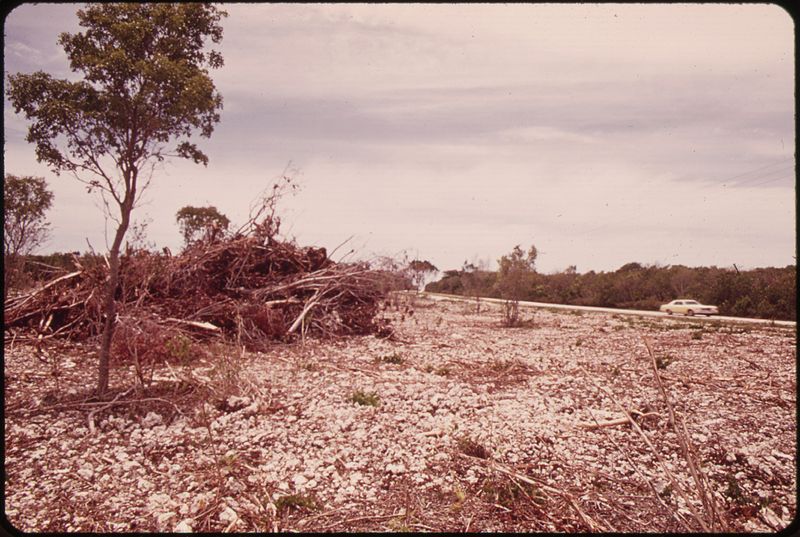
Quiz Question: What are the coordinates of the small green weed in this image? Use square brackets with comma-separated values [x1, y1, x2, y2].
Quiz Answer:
[300, 360, 319, 371]
[452, 484, 467, 507]
[274, 493, 319, 515]
[655, 353, 674, 370]
[379, 352, 404, 365]
[387, 516, 413, 532]
[219, 451, 239, 476]
[725, 474, 751, 506]
[350, 390, 380, 407]
[490, 359, 514, 372]
[482, 477, 546, 509]
[435, 365, 451, 376]
[457, 436, 491, 459]
[165, 334, 192, 362]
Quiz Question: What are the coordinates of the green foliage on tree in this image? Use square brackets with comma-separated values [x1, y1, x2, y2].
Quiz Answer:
[6, 3, 227, 396]
[176, 205, 231, 246]
[3, 174, 54, 299]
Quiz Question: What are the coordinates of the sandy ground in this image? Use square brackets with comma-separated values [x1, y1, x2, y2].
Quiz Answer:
[3, 294, 796, 532]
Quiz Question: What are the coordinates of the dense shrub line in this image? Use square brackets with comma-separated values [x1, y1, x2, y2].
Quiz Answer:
[426, 262, 796, 321]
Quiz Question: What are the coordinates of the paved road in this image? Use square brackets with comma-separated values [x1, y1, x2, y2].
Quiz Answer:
[417, 291, 796, 328]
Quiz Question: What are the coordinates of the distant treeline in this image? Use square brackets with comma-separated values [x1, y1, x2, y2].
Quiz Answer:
[426, 262, 797, 321]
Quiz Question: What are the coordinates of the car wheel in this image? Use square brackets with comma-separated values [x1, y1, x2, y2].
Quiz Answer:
[666, 309, 672, 315]
[687, 309, 694, 316]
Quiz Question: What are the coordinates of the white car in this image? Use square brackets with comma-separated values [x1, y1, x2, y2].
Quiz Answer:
[659, 299, 718, 317]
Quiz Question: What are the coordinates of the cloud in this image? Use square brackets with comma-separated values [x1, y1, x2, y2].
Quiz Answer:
[3, 3, 794, 273]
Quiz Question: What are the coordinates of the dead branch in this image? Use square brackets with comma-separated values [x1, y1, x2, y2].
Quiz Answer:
[577, 409, 660, 429]
[643, 337, 728, 532]
[580, 367, 711, 532]
[459, 453, 608, 532]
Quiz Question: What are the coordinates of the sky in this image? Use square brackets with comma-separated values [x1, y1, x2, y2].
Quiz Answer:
[3, 3, 796, 274]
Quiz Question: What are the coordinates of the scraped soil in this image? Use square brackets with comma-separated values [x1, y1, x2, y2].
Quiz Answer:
[4, 295, 796, 532]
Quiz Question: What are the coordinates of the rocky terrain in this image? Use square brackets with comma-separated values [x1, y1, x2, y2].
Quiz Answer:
[4, 294, 796, 532]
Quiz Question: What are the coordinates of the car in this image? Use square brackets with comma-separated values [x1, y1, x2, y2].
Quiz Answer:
[659, 299, 718, 316]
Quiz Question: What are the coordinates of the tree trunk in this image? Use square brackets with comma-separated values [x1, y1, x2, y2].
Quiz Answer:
[96, 208, 132, 397]
[4, 253, 21, 303]
[3, 255, 11, 303]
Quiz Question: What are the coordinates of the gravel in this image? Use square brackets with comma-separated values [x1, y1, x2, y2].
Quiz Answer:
[4, 295, 796, 532]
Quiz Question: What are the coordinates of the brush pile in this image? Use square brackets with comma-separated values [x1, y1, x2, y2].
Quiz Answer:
[4, 222, 398, 351]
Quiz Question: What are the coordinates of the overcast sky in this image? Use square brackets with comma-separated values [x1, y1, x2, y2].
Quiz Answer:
[3, 3, 795, 273]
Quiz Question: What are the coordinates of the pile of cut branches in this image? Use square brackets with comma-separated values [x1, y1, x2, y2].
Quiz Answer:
[4, 228, 395, 351]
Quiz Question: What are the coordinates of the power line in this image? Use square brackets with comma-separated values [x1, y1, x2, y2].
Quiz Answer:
[727, 164, 795, 187]
[717, 157, 794, 185]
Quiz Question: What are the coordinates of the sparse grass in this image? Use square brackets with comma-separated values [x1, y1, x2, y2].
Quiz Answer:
[206, 347, 246, 401]
[350, 390, 380, 407]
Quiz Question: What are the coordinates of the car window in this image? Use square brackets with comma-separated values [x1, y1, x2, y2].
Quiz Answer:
[674, 301, 683, 305]
[685, 300, 699, 305]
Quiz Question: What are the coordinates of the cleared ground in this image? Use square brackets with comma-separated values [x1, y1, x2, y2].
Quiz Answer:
[4, 294, 796, 532]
